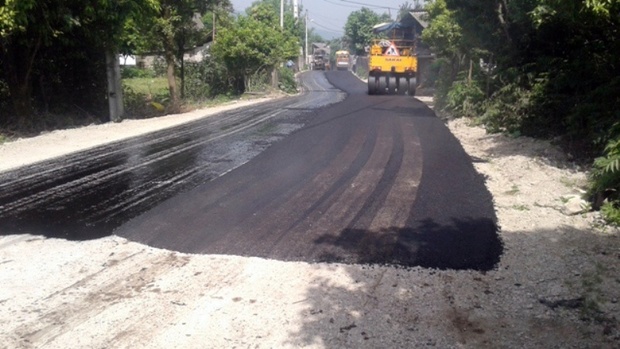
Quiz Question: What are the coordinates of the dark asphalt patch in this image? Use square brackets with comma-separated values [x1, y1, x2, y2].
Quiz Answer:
[113, 72, 502, 271]
[1, 71, 503, 271]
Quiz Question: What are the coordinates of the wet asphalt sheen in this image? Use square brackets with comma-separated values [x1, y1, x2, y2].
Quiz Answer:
[0, 71, 502, 271]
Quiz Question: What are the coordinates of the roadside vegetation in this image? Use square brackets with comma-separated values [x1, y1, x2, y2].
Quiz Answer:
[0, 0, 302, 135]
[422, 0, 620, 225]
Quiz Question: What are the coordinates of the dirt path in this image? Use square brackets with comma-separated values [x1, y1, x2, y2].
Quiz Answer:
[1, 92, 619, 348]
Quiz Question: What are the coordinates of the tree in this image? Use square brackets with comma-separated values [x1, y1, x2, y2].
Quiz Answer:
[344, 7, 391, 55]
[424, 0, 620, 221]
[0, 0, 156, 125]
[211, 4, 298, 93]
[132, 0, 230, 112]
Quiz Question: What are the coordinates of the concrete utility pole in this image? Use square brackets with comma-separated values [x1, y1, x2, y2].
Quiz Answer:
[105, 49, 123, 122]
[305, 11, 308, 67]
[280, 0, 284, 28]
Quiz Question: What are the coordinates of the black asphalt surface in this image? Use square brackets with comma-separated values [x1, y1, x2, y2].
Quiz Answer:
[0, 72, 342, 238]
[0, 71, 502, 270]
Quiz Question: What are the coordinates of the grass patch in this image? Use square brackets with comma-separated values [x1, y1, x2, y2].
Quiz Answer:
[0, 133, 10, 145]
[122, 77, 169, 96]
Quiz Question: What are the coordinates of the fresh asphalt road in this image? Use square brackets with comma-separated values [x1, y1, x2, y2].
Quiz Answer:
[0, 71, 502, 270]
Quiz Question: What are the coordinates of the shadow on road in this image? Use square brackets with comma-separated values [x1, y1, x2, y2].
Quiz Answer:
[314, 218, 502, 272]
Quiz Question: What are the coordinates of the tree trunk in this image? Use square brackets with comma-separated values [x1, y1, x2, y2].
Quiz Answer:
[164, 48, 179, 112]
[161, 5, 180, 112]
[497, 0, 513, 44]
[179, 48, 185, 100]
[177, 30, 186, 99]
[271, 68, 278, 89]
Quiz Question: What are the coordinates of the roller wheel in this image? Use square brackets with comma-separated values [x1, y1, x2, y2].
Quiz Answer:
[398, 77, 408, 95]
[368, 76, 377, 95]
[388, 76, 397, 95]
[378, 76, 388, 95]
[407, 77, 417, 96]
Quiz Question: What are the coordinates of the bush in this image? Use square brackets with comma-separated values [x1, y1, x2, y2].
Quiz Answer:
[278, 67, 298, 94]
[183, 59, 233, 100]
[122, 84, 168, 118]
[183, 62, 211, 101]
[589, 134, 620, 224]
[429, 58, 459, 113]
[479, 82, 531, 134]
[444, 79, 485, 118]
[600, 201, 620, 226]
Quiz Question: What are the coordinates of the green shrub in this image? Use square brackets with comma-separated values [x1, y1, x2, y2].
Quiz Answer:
[479, 82, 532, 133]
[246, 69, 271, 92]
[183, 59, 234, 101]
[122, 85, 168, 118]
[278, 67, 298, 94]
[183, 62, 212, 101]
[600, 201, 620, 226]
[589, 135, 620, 224]
[431, 58, 462, 113]
[444, 79, 485, 118]
[121, 66, 155, 79]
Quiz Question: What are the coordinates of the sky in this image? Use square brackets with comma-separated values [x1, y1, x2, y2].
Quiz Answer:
[230, 0, 418, 39]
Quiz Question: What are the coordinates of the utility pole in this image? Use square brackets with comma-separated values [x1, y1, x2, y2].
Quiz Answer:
[105, 49, 123, 122]
[305, 10, 308, 67]
[280, 0, 284, 28]
[213, 8, 216, 42]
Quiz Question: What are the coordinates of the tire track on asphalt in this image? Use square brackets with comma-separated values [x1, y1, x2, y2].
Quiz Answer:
[1, 72, 344, 239]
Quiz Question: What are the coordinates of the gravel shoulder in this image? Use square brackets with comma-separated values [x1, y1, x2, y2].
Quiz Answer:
[1, 95, 619, 348]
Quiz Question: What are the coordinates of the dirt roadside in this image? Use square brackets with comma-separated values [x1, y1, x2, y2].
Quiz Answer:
[1, 95, 619, 348]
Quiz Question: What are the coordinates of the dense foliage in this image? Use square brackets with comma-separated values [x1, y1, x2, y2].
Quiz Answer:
[423, 0, 620, 223]
[211, 2, 299, 93]
[344, 8, 391, 55]
[0, 0, 302, 134]
[0, 0, 158, 130]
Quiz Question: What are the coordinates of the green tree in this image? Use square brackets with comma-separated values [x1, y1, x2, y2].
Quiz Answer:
[422, 0, 463, 62]
[344, 7, 391, 55]
[0, 0, 155, 125]
[211, 5, 298, 93]
[425, 0, 620, 222]
[135, 0, 230, 112]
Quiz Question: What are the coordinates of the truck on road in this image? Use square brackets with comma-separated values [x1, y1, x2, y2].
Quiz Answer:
[311, 46, 330, 71]
[335, 50, 350, 71]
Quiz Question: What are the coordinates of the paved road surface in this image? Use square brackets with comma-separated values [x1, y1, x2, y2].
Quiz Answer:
[0, 71, 501, 270]
[117, 72, 501, 270]
[0, 72, 343, 238]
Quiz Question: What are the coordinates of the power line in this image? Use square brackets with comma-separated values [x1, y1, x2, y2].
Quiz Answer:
[339, 0, 398, 11]
[310, 20, 344, 34]
[321, 0, 398, 11]
[309, 11, 342, 27]
[321, 0, 360, 9]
